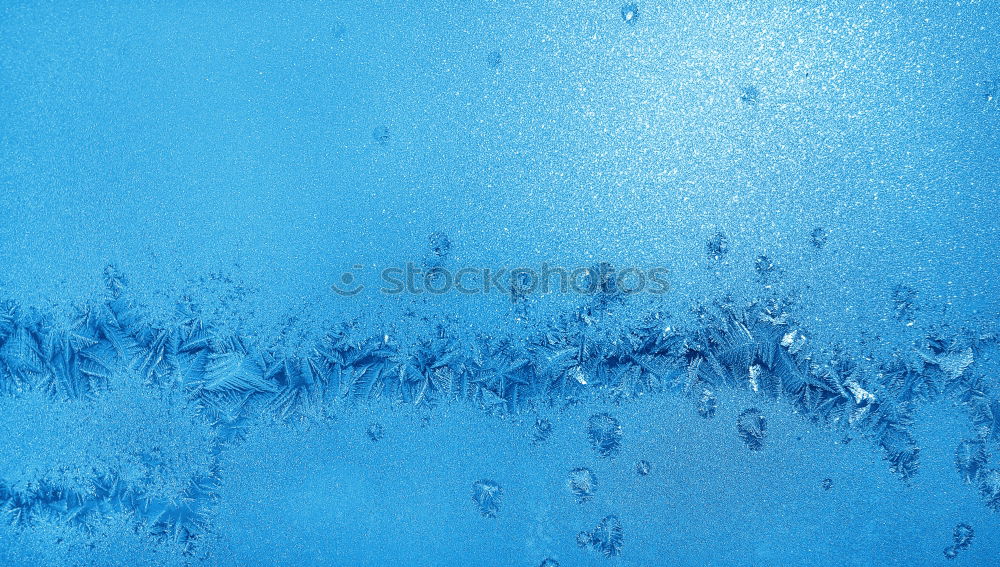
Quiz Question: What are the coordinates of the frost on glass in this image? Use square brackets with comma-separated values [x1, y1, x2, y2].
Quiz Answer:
[372, 125, 391, 145]
[486, 49, 503, 69]
[696, 388, 717, 419]
[706, 232, 729, 264]
[635, 460, 652, 476]
[738, 85, 760, 107]
[471, 479, 502, 518]
[980, 79, 997, 105]
[810, 227, 830, 249]
[736, 408, 767, 451]
[978, 469, 1000, 511]
[953, 523, 974, 549]
[620, 3, 638, 25]
[578, 514, 623, 557]
[586, 413, 623, 458]
[567, 467, 597, 503]
[955, 439, 987, 484]
[3, 253, 1000, 561]
[531, 417, 553, 445]
[945, 522, 975, 560]
[367, 422, 385, 442]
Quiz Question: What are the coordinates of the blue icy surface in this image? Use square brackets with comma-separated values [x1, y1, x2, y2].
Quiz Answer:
[1, 1, 999, 566]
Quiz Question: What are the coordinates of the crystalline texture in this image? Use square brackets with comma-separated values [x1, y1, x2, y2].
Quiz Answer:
[697, 389, 718, 418]
[620, 3, 638, 25]
[635, 460, 652, 476]
[737, 408, 767, 451]
[583, 514, 624, 557]
[586, 413, 623, 458]
[471, 479, 502, 518]
[532, 418, 553, 445]
[953, 523, 974, 549]
[954, 439, 986, 484]
[567, 468, 597, 503]
[978, 469, 1000, 511]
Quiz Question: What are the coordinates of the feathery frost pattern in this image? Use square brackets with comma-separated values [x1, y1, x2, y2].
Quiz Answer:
[567, 468, 598, 503]
[1, 268, 1000, 552]
[471, 479, 503, 518]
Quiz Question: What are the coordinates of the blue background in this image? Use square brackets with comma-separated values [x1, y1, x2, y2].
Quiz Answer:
[1, 1, 999, 565]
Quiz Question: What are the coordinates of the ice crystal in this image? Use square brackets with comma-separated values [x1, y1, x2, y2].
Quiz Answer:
[372, 125, 391, 145]
[471, 479, 502, 518]
[581, 514, 623, 557]
[486, 50, 503, 69]
[739, 85, 760, 107]
[737, 408, 767, 451]
[586, 413, 623, 458]
[953, 523, 974, 549]
[706, 232, 729, 262]
[532, 418, 553, 445]
[697, 389, 718, 418]
[954, 439, 986, 484]
[635, 460, 652, 476]
[978, 469, 1000, 511]
[3, 265, 999, 540]
[620, 3, 638, 25]
[567, 468, 597, 503]
[367, 423, 384, 442]
[810, 227, 830, 249]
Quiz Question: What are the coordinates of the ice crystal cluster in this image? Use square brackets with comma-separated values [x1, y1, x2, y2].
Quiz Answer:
[1, 263, 999, 560]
